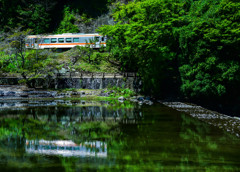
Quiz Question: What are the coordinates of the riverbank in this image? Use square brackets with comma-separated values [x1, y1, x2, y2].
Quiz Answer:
[0, 85, 153, 105]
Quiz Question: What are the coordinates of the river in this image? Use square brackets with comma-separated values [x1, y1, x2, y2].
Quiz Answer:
[0, 100, 239, 171]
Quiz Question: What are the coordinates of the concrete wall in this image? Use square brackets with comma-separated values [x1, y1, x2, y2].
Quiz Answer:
[0, 75, 142, 91]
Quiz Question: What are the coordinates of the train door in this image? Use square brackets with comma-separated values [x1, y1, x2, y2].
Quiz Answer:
[101, 36, 106, 47]
[33, 38, 40, 49]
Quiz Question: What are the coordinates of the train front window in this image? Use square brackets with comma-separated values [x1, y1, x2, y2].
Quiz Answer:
[58, 38, 64, 43]
[51, 38, 57, 43]
[43, 38, 50, 43]
[66, 38, 72, 43]
[73, 38, 79, 43]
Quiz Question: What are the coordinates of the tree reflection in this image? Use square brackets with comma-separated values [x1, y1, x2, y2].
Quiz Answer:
[0, 102, 240, 171]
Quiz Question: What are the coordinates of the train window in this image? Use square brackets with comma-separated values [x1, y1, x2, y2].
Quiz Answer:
[51, 38, 57, 43]
[43, 38, 50, 43]
[66, 38, 72, 43]
[102, 37, 104, 41]
[58, 38, 64, 43]
[73, 38, 79, 43]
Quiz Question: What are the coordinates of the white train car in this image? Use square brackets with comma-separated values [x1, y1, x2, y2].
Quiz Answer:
[25, 33, 106, 49]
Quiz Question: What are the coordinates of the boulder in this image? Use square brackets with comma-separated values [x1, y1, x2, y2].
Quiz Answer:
[0, 91, 4, 97]
[5, 91, 16, 96]
[118, 96, 126, 102]
[137, 96, 144, 101]
[130, 96, 138, 102]
[80, 91, 86, 95]
[71, 91, 80, 95]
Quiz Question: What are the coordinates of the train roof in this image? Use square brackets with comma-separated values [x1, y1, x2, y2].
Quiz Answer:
[27, 33, 101, 39]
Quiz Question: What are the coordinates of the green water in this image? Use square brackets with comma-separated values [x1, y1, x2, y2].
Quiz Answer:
[0, 100, 239, 171]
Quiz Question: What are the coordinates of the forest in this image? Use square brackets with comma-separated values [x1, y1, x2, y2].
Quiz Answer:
[0, 0, 240, 111]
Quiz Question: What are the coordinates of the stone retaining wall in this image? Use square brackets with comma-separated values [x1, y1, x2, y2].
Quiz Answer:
[0, 73, 141, 90]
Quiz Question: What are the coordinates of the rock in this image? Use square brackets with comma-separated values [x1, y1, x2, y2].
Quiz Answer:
[80, 91, 85, 95]
[51, 91, 58, 97]
[130, 96, 138, 102]
[19, 93, 29, 97]
[66, 91, 72, 96]
[59, 68, 67, 74]
[5, 91, 16, 96]
[118, 96, 126, 102]
[71, 91, 80, 95]
[145, 97, 151, 101]
[234, 117, 240, 120]
[108, 90, 114, 94]
[137, 96, 144, 101]
[99, 92, 109, 97]
[143, 100, 153, 105]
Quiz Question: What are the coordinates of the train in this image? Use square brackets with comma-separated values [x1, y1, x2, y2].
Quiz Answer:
[25, 33, 106, 49]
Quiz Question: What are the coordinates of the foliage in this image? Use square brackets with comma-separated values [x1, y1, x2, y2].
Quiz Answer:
[0, 0, 110, 34]
[0, 29, 61, 87]
[106, 86, 136, 98]
[177, 0, 240, 99]
[17, 3, 51, 34]
[59, 47, 119, 73]
[99, 0, 240, 102]
[55, 6, 80, 34]
[0, 116, 120, 142]
[0, 0, 54, 34]
[99, 0, 184, 97]
[72, 121, 119, 141]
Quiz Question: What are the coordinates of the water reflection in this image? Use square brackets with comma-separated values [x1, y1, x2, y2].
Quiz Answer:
[0, 100, 141, 124]
[0, 101, 240, 171]
[26, 140, 107, 157]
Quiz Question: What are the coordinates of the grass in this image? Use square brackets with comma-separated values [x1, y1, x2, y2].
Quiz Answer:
[105, 86, 136, 99]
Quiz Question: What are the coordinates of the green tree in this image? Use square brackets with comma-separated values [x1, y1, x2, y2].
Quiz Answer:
[99, 0, 240, 101]
[0, 29, 60, 88]
[99, 0, 184, 96]
[17, 3, 51, 34]
[178, 0, 240, 100]
[56, 6, 80, 33]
